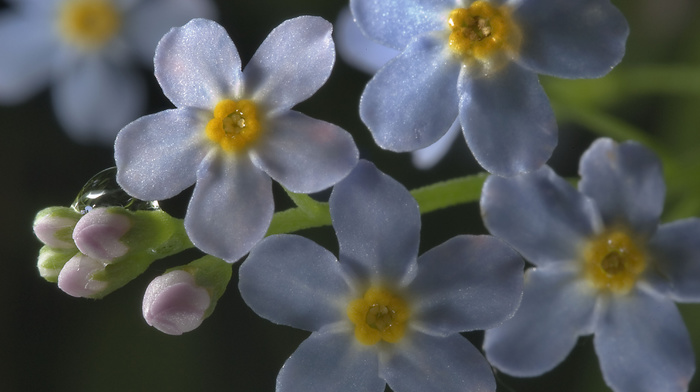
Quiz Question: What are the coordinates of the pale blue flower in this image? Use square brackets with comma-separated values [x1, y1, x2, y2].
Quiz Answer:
[481, 138, 700, 392]
[352, 0, 629, 176]
[239, 160, 523, 392]
[336, 6, 460, 170]
[0, 0, 216, 144]
[115, 18, 358, 263]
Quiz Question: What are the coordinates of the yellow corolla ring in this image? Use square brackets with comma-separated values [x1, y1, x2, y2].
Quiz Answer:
[347, 286, 410, 345]
[206, 99, 262, 153]
[58, 0, 122, 50]
[582, 228, 647, 295]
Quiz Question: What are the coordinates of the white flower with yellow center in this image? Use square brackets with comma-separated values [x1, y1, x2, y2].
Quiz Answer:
[115, 18, 359, 263]
[0, 0, 216, 143]
[351, 0, 629, 176]
[480, 138, 700, 392]
[239, 161, 524, 391]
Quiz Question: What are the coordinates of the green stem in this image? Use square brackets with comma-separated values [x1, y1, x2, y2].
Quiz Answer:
[266, 173, 487, 235]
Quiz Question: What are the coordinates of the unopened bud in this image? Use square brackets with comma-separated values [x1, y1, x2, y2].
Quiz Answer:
[73, 207, 131, 262]
[57, 254, 108, 298]
[143, 270, 211, 335]
[33, 207, 81, 249]
[37, 247, 77, 282]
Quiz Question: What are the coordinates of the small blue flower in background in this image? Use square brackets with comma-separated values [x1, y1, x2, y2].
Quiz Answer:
[480, 138, 700, 392]
[239, 160, 523, 392]
[351, 0, 629, 176]
[0, 0, 216, 144]
[115, 18, 358, 263]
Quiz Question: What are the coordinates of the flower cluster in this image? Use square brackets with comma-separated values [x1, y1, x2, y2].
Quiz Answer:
[23, 1, 700, 392]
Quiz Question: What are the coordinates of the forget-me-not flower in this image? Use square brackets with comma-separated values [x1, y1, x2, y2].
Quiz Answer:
[115, 18, 359, 263]
[352, 0, 628, 176]
[0, 0, 216, 144]
[336, 6, 461, 170]
[481, 138, 700, 392]
[239, 160, 523, 392]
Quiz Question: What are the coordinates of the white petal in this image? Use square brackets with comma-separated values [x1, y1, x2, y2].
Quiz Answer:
[480, 166, 602, 268]
[239, 235, 350, 331]
[243, 16, 335, 113]
[649, 219, 700, 302]
[115, 108, 209, 201]
[484, 267, 598, 377]
[411, 119, 461, 169]
[350, 0, 451, 50]
[360, 33, 461, 152]
[381, 333, 495, 392]
[277, 329, 384, 392]
[52, 59, 146, 145]
[185, 155, 273, 263]
[0, 12, 55, 103]
[595, 290, 694, 392]
[154, 18, 242, 109]
[408, 235, 523, 336]
[125, 0, 218, 65]
[331, 161, 420, 284]
[459, 62, 557, 177]
[335, 6, 398, 75]
[250, 111, 358, 193]
[579, 138, 665, 239]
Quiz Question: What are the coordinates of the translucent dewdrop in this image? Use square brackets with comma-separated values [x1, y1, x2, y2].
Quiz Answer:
[71, 167, 160, 214]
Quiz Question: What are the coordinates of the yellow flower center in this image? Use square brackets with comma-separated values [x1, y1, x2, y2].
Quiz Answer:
[58, 0, 122, 50]
[205, 99, 262, 153]
[582, 229, 647, 294]
[447, 1, 521, 71]
[347, 286, 410, 345]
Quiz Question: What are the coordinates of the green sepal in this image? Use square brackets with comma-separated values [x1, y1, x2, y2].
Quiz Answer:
[168, 255, 232, 319]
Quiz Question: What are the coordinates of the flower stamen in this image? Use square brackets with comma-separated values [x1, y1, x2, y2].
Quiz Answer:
[206, 99, 261, 153]
[582, 229, 647, 294]
[347, 286, 409, 345]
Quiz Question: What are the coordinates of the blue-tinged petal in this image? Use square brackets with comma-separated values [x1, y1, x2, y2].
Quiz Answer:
[459, 62, 557, 177]
[243, 16, 334, 114]
[335, 6, 398, 75]
[115, 108, 209, 200]
[154, 18, 242, 110]
[249, 111, 358, 193]
[125, 0, 218, 65]
[52, 59, 146, 145]
[483, 268, 598, 377]
[277, 329, 384, 392]
[185, 155, 273, 263]
[239, 235, 350, 331]
[649, 219, 700, 302]
[579, 138, 665, 239]
[331, 161, 420, 284]
[0, 12, 55, 103]
[381, 332, 495, 392]
[481, 166, 601, 268]
[360, 33, 461, 152]
[411, 119, 460, 169]
[513, 0, 628, 78]
[350, 0, 451, 50]
[594, 290, 694, 392]
[408, 235, 523, 335]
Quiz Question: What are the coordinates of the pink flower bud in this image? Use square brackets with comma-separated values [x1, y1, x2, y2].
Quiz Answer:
[57, 254, 108, 298]
[142, 270, 211, 335]
[33, 215, 78, 249]
[73, 208, 131, 262]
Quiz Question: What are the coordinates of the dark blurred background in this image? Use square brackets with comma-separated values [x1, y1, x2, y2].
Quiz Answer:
[2, 0, 700, 390]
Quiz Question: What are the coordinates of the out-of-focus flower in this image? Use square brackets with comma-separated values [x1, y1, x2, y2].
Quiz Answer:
[239, 161, 523, 391]
[115, 18, 359, 263]
[351, 0, 628, 176]
[336, 6, 459, 170]
[0, 0, 216, 144]
[142, 255, 231, 335]
[481, 138, 700, 392]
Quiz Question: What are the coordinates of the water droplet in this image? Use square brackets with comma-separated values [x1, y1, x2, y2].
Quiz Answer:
[71, 167, 160, 214]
